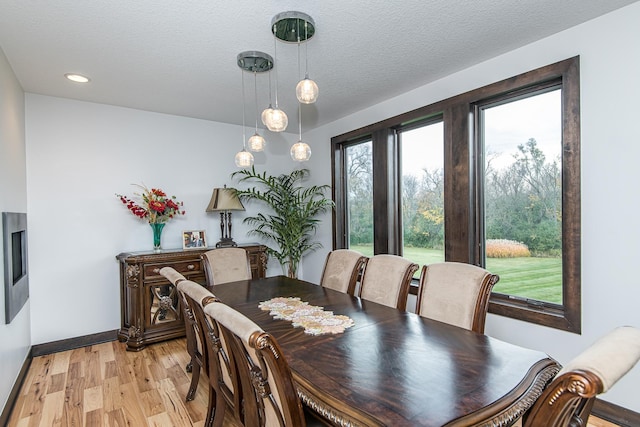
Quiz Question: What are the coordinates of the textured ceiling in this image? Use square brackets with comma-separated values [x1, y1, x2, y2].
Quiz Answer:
[0, 1, 637, 131]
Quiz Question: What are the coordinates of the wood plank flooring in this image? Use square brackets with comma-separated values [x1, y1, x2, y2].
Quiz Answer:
[6, 338, 619, 427]
[7, 339, 214, 426]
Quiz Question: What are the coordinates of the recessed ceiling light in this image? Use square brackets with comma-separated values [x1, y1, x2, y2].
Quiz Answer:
[64, 73, 90, 83]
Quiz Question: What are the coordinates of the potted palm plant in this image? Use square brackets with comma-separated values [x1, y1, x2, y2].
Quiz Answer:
[231, 167, 333, 278]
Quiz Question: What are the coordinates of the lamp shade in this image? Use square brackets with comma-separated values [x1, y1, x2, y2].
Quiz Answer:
[290, 141, 312, 161]
[296, 77, 319, 104]
[235, 149, 254, 168]
[264, 107, 288, 132]
[248, 132, 266, 151]
[206, 187, 245, 212]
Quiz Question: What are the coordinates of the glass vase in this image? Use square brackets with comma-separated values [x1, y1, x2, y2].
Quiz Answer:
[150, 222, 165, 252]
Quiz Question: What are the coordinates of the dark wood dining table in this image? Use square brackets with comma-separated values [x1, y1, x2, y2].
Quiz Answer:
[208, 276, 559, 427]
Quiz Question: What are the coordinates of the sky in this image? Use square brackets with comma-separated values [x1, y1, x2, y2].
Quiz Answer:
[401, 89, 561, 177]
[483, 89, 561, 170]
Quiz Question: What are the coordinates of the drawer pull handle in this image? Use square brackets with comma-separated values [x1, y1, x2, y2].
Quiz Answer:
[187, 264, 195, 270]
[153, 268, 160, 274]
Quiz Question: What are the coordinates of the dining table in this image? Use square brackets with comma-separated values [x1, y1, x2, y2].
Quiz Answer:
[208, 275, 560, 427]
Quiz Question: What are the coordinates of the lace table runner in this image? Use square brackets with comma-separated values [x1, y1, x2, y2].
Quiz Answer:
[258, 297, 355, 335]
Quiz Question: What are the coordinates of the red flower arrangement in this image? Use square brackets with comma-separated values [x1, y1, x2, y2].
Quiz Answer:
[117, 184, 185, 224]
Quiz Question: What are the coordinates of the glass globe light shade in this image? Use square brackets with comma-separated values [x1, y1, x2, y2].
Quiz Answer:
[290, 141, 312, 162]
[264, 107, 288, 132]
[235, 149, 254, 168]
[296, 78, 319, 104]
[248, 133, 266, 152]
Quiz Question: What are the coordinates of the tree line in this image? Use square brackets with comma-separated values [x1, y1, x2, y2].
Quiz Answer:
[346, 138, 561, 256]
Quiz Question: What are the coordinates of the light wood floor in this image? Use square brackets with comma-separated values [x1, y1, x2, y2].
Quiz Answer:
[7, 338, 619, 427]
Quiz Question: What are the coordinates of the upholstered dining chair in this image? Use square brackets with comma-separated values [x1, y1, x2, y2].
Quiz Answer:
[415, 262, 499, 334]
[201, 247, 252, 286]
[159, 268, 211, 401]
[319, 249, 368, 295]
[196, 291, 244, 427]
[517, 326, 640, 427]
[203, 302, 327, 427]
[358, 254, 419, 310]
[161, 267, 242, 427]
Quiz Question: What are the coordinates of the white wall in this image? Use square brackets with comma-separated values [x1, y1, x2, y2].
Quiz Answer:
[0, 47, 30, 412]
[25, 95, 301, 345]
[300, 2, 640, 413]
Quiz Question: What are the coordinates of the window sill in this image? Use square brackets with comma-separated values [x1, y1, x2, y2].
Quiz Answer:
[488, 297, 580, 334]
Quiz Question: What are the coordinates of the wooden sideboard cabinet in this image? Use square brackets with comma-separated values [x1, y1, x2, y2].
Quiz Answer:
[117, 244, 267, 351]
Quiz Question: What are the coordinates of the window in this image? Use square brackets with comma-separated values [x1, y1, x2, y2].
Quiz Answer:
[345, 140, 374, 256]
[333, 117, 444, 265]
[480, 89, 562, 304]
[399, 120, 445, 269]
[332, 57, 580, 332]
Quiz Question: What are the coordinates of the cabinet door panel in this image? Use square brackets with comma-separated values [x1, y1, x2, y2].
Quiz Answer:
[146, 283, 181, 328]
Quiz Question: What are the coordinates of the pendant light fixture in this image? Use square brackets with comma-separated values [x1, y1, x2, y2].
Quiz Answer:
[291, 103, 311, 162]
[261, 32, 288, 132]
[261, 69, 274, 129]
[234, 65, 253, 168]
[235, 51, 272, 167]
[271, 11, 318, 104]
[247, 70, 266, 152]
[295, 17, 318, 104]
[271, 11, 316, 162]
[290, 23, 311, 162]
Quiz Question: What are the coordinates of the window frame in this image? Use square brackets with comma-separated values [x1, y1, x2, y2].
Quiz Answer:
[340, 137, 375, 250]
[474, 60, 581, 333]
[396, 116, 446, 261]
[332, 57, 580, 333]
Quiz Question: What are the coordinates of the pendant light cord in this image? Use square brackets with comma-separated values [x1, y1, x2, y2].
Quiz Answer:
[297, 20, 302, 139]
[253, 70, 259, 132]
[304, 20, 309, 78]
[273, 25, 280, 108]
[298, 102, 302, 140]
[241, 69, 246, 149]
[297, 18, 302, 81]
[268, 68, 273, 105]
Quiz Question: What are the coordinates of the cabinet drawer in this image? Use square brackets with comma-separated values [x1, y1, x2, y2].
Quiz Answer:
[144, 259, 202, 280]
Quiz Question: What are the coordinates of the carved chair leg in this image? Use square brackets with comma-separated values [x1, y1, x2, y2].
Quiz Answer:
[186, 360, 193, 373]
[212, 385, 226, 427]
[205, 387, 216, 427]
[186, 361, 200, 401]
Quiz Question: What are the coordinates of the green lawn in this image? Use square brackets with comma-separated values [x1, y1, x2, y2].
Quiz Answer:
[487, 257, 562, 304]
[350, 245, 562, 303]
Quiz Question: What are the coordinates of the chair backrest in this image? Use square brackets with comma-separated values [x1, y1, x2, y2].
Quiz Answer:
[203, 302, 306, 427]
[174, 279, 215, 371]
[160, 267, 202, 371]
[194, 293, 244, 424]
[415, 262, 499, 333]
[159, 268, 194, 344]
[522, 326, 640, 427]
[319, 249, 368, 295]
[163, 269, 243, 425]
[358, 254, 419, 310]
[201, 247, 252, 285]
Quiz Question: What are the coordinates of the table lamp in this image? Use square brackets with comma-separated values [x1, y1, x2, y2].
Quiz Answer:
[205, 185, 245, 247]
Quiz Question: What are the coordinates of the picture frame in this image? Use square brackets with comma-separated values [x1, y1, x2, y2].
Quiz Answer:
[182, 230, 207, 250]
